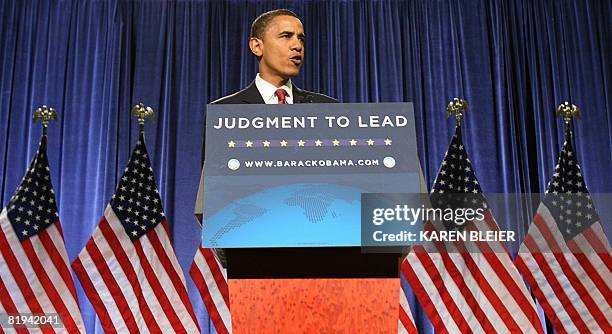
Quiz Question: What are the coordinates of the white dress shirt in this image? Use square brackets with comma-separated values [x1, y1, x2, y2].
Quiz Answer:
[255, 73, 294, 104]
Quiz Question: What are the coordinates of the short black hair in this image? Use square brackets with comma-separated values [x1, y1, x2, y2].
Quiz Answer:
[250, 9, 299, 39]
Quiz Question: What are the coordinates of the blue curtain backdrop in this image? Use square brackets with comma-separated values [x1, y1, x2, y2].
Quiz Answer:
[1, 0, 610, 333]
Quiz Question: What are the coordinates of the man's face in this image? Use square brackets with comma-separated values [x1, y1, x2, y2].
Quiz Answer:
[250, 15, 305, 86]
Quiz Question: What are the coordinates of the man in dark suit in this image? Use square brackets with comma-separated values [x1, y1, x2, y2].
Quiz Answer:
[195, 9, 337, 268]
[196, 9, 335, 221]
[211, 9, 336, 105]
[196, 10, 396, 277]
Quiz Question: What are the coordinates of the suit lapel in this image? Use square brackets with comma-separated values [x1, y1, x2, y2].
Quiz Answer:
[293, 84, 311, 103]
[241, 81, 265, 104]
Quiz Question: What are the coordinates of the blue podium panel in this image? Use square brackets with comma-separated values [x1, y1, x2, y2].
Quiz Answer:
[202, 103, 421, 248]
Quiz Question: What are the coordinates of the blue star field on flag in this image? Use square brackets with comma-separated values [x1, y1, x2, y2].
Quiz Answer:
[7, 137, 59, 242]
[542, 130, 599, 240]
[110, 134, 165, 241]
[430, 126, 488, 230]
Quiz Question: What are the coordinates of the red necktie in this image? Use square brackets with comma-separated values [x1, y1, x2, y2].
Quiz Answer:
[275, 89, 288, 104]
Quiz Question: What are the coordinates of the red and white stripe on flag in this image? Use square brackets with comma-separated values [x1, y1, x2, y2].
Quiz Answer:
[0, 211, 86, 333]
[403, 212, 545, 334]
[401, 126, 543, 333]
[516, 133, 611, 333]
[0, 138, 85, 333]
[190, 247, 231, 334]
[72, 135, 199, 333]
[398, 278, 418, 334]
[516, 205, 611, 333]
[72, 206, 200, 333]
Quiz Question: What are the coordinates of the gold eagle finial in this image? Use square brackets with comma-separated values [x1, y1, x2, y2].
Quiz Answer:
[446, 98, 468, 125]
[33, 105, 58, 135]
[131, 103, 155, 133]
[556, 102, 580, 128]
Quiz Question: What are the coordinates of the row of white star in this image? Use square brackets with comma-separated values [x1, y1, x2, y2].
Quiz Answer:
[227, 138, 393, 148]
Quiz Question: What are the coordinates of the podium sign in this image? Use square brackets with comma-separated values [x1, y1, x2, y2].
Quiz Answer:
[202, 103, 420, 248]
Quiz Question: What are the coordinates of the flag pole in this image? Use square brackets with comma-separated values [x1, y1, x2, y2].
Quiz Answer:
[446, 97, 468, 128]
[131, 102, 155, 136]
[33, 105, 57, 138]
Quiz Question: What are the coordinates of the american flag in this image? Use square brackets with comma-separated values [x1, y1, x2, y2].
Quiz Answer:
[0, 136, 85, 333]
[516, 130, 611, 333]
[190, 246, 231, 334]
[398, 282, 418, 334]
[71, 134, 200, 333]
[191, 166, 231, 334]
[402, 126, 544, 333]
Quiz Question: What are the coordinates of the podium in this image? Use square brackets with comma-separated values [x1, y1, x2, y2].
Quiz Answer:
[198, 103, 423, 333]
[226, 247, 401, 333]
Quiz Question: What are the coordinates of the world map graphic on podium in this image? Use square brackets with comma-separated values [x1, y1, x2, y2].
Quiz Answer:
[203, 183, 363, 247]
